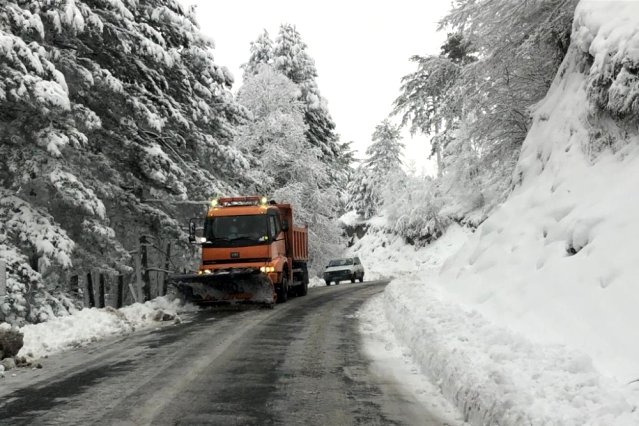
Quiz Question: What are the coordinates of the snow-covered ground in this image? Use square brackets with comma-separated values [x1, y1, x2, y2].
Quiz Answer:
[354, 225, 639, 425]
[11, 297, 196, 361]
[359, 290, 467, 426]
[351, 2, 639, 424]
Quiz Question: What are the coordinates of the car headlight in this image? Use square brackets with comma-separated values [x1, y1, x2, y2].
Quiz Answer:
[260, 266, 275, 273]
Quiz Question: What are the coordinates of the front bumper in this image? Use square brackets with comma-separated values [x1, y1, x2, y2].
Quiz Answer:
[323, 270, 354, 281]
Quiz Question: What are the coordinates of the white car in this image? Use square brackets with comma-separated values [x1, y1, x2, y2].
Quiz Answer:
[323, 257, 365, 285]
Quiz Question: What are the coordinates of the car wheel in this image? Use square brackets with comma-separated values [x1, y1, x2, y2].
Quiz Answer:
[335, 280, 340, 285]
[325, 280, 331, 286]
[350, 274, 356, 283]
[358, 274, 364, 283]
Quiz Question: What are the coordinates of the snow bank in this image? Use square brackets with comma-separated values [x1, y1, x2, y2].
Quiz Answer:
[360, 224, 639, 424]
[359, 295, 466, 426]
[308, 276, 325, 288]
[348, 219, 471, 281]
[17, 297, 196, 359]
[379, 277, 639, 425]
[358, 2, 639, 424]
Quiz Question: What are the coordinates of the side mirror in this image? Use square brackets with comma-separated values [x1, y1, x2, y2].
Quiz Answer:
[188, 218, 203, 244]
[281, 219, 289, 231]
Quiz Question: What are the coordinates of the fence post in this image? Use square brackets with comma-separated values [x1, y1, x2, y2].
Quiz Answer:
[116, 275, 124, 308]
[99, 274, 106, 308]
[0, 260, 6, 299]
[86, 272, 96, 308]
[140, 235, 151, 302]
[70, 274, 80, 299]
[161, 242, 172, 296]
[134, 247, 142, 303]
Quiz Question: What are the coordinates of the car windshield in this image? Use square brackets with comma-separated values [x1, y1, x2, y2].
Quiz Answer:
[204, 215, 269, 246]
[328, 259, 353, 267]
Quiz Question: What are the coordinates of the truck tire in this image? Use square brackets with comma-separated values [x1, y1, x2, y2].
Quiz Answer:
[297, 280, 308, 296]
[276, 272, 289, 303]
[299, 268, 309, 296]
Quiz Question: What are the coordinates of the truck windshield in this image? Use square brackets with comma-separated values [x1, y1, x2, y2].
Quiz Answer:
[204, 215, 269, 247]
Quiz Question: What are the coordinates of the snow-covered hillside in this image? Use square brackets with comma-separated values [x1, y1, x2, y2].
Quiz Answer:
[354, 2, 639, 424]
[441, 0, 639, 381]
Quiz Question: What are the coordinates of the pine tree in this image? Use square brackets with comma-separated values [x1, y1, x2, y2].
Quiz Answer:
[241, 29, 273, 79]
[347, 120, 405, 219]
[272, 24, 343, 164]
[365, 120, 404, 176]
[0, 0, 249, 324]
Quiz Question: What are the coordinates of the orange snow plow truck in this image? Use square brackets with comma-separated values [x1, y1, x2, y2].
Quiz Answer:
[169, 196, 309, 306]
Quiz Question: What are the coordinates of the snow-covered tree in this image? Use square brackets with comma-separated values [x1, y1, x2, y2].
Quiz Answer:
[272, 24, 345, 165]
[347, 120, 405, 219]
[365, 120, 404, 177]
[390, 0, 577, 232]
[0, 0, 249, 324]
[235, 65, 343, 273]
[241, 29, 273, 79]
[394, 32, 475, 176]
[440, 0, 578, 211]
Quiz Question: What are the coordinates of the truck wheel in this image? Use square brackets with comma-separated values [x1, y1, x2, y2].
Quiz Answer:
[299, 276, 308, 296]
[276, 273, 289, 303]
[298, 265, 309, 296]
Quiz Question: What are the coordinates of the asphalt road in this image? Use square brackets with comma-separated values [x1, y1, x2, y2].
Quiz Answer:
[0, 280, 450, 425]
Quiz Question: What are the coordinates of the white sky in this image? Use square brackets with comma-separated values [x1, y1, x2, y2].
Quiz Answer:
[180, 0, 452, 175]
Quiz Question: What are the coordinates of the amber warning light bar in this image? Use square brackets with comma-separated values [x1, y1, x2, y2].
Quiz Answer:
[211, 196, 269, 207]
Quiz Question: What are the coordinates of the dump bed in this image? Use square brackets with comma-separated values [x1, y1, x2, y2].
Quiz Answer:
[277, 203, 308, 262]
[291, 226, 308, 261]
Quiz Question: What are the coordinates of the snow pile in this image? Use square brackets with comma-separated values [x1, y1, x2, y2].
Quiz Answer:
[348, 218, 471, 281]
[359, 291, 467, 425]
[308, 276, 325, 288]
[361, 225, 639, 424]
[17, 297, 195, 359]
[379, 278, 639, 425]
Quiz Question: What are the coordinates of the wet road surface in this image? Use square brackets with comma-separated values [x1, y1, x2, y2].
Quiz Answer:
[0, 281, 450, 425]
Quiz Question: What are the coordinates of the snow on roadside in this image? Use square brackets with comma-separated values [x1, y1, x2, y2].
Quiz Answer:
[16, 297, 196, 360]
[380, 278, 639, 425]
[349, 219, 471, 281]
[308, 276, 325, 288]
[357, 226, 639, 425]
[353, 3, 639, 424]
[359, 294, 467, 426]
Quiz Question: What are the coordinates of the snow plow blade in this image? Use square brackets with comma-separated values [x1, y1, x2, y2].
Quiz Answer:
[168, 270, 275, 307]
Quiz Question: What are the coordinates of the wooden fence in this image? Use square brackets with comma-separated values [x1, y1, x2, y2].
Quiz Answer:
[70, 236, 176, 309]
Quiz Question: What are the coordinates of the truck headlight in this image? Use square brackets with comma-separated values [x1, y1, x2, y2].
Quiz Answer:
[260, 266, 275, 273]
